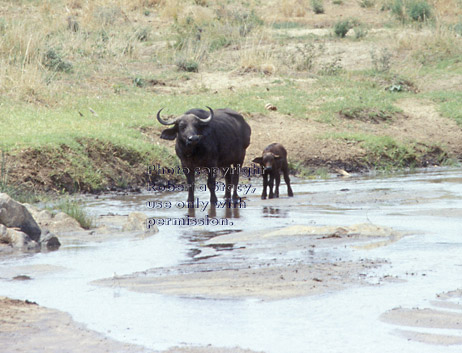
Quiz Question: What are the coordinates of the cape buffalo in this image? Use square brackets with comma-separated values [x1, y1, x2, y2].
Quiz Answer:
[157, 107, 251, 204]
[253, 143, 294, 199]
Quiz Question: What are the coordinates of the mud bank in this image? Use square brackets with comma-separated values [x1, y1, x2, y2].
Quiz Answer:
[0, 297, 262, 353]
[94, 224, 398, 300]
[0, 297, 155, 353]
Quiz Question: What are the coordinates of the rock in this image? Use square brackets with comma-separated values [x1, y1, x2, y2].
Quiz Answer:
[0, 224, 9, 243]
[39, 231, 61, 251]
[122, 212, 159, 234]
[24, 204, 83, 233]
[52, 212, 83, 231]
[0, 224, 40, 251]
[0, 193, 42, 242]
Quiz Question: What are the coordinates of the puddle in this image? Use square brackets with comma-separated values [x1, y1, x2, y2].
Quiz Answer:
[1, 168, 462, 352]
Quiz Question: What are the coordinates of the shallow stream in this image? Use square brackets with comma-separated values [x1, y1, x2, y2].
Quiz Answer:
[1, 168, 461, 353]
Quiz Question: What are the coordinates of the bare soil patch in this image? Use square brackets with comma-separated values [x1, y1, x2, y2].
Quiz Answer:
[5, 139, 152, 193]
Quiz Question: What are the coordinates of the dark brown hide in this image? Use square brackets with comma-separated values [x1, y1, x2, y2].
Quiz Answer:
[253, 143, 294, 199]
[158, 108, 251, 204]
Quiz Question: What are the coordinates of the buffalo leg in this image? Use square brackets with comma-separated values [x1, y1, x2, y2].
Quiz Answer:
[231, 166, 240, 202]
[186, 171, 195, 203]
[283, 163, 294, 197]
[275, 172, 281, 198]
[207, 169, 218, 204]
[268, 173, 275, 199]
[224, 169, 232, 201]
[261, 171, 268, 199]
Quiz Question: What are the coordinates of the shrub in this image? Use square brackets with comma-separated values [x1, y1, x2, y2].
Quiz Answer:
[452, 21, 462, 36]
[311, 0, 325, 14]
[319, 57, 343, 75]
[390, 0, 433, 22]
[42, 48, 73, 73]
[176, 58, 199, 72]
[135, 27, 150, 41]
[390, 0, 406, 21]
[334, 19, 353, 37]
[133, 76, 144, 87]
[370, 48, 392, 72]
[407, 0, 432, 21]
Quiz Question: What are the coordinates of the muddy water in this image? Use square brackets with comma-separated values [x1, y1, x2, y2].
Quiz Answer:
[1, 168, 462, 352]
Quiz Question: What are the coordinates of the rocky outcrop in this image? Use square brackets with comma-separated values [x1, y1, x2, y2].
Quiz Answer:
[24, 205, 83, 233]
[0, 224, 40, 251]
[0, 193, 41, 242]
[39, 231, 61, 251]
[0, 193, 61, 252]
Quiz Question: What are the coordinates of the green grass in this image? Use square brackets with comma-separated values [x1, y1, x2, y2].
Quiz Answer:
[0, 71, 409, 149]
[45, 198, 94, 229]
[271, 21, 305, 29]
[426, 91, 462, 126]
[325, 132, 449, 169]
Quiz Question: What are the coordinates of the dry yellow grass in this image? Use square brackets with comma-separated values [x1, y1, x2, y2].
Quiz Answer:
[395, 22, 462, 65]
[278, 0, 310, 17]
[432, 0, 462, 23]
[0, 0, 461, 104]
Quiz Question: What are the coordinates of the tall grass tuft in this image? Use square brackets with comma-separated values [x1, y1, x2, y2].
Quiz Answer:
[47, 199, 94, 230]
[390, 0, 433, 22]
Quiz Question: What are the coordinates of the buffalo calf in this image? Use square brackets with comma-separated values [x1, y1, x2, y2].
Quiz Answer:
[253, 143, 294, 199]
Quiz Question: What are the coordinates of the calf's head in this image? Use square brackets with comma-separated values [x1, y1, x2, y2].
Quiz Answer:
[253, 152, 280, 172]
[157, 107, 214, 147]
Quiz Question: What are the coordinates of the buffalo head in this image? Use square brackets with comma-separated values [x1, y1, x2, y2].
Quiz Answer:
[157, 106, 214, 148]
[253, 152, 280, 172]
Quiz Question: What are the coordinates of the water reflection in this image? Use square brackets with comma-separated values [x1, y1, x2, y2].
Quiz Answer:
[262, 206, 288, 218]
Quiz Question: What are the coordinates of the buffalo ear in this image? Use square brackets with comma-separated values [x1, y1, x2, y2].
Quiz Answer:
[252, 157, 263, 165]
[160, 126, 178, 140]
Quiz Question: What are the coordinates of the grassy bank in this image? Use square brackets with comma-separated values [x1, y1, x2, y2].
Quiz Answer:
[0, 0, 461, 196]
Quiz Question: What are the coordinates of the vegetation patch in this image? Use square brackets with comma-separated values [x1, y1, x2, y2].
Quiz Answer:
[389, 0, 433, 22]
[330, 133, 450, 169]
[338, 108, 402, 123]
[45, 198, 94, 229]
[428, 91, 462, 126]
[0, 0, 460, 193]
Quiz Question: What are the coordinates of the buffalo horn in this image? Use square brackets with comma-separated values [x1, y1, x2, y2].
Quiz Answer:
[156, 108, 176, 125]
[197, 106, 214, 124]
